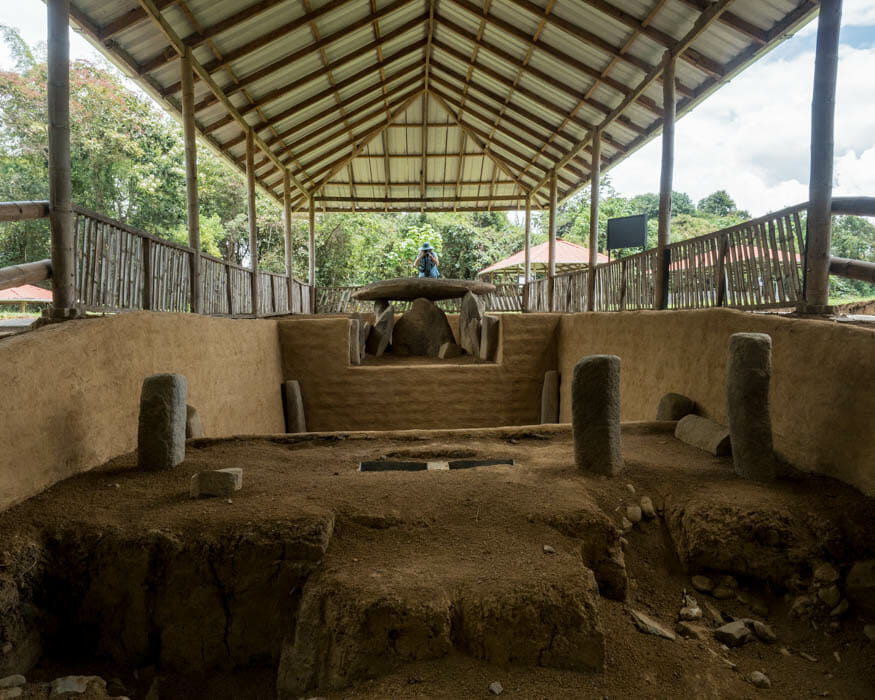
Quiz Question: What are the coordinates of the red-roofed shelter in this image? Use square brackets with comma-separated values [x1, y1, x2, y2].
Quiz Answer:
[478, 239, 610, 283]
[0, 284, 53, 313]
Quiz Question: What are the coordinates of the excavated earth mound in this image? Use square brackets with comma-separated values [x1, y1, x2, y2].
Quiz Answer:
[0, 424, 873, 699]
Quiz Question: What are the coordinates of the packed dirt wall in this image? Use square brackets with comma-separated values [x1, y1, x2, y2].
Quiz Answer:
[0, 312, 285, 511]
[558, 309, 875, 496]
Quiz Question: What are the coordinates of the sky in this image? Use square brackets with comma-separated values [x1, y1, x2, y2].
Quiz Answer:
[1, 1, 874, 218]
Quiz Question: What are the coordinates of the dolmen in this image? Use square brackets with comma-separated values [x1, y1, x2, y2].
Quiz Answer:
[351, 278, 497, 359]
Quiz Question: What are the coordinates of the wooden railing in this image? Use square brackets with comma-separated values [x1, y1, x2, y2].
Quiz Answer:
[315, 282, 522, 314]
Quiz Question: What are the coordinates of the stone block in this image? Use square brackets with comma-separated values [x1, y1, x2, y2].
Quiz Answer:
[479, 315, 500, 361]
[365, 304, 393, 357]
[656, 393, 695, 421]
[190, 468, 243, 499]
[283, 380, 307, 433]
[185, 405, 204, 439]
[137, 373, 186, 471]
[459, 292, 482, 355]
[392, 298, 454, 357]
[571, 355, 623, 476]
[438, 342, 463, 359]
[714, 620, 751, 647]
[674, 415, 731, 456]
[727, 333, 776, 481]
[540, 370, 559, 424]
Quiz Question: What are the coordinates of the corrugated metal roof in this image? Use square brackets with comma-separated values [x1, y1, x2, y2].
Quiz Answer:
[66, 0, 820, 213]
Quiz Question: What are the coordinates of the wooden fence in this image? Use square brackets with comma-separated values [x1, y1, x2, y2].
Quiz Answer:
[528, 202, 809, 312]
[68, 204, 312, 315]
[315, 282, 522, 314]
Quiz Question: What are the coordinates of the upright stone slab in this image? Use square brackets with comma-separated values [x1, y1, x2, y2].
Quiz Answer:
[727, 332, 776, 481]
[392, 298, 454, 357]
[656, 393, 695, 421]
[479, 315, 500, 361]
[541, 370, 559, 424]
[137, 373, 186, 470]
[348, 319, 362, 366]
[366, 304, 393, 357]
[459, 291, 482, 355]
[572, 355, 623, 476]
[284, 380, 307, 433]
[185, 404, 204, 439]
[374, 299, 390, 316]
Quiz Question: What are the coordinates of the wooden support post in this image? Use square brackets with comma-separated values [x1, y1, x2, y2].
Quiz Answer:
[283, 170, 293, 312]
[548, 170, 557, 312]
[654, 52, 676, 310]
[246, 128, 258, 316]
[142, 237, 153, 310]
[308, 195, 316, 313]
[47, 0, 76, 317]
[181, 46, 201, 314]
[803, 0, 842, 312]
[523, 195, 531, 312]
[715, 235, 729, 307]
[588, 128, 601, 312]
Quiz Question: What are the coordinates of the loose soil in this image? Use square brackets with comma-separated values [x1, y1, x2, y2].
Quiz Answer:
[1, 424, 873, 699]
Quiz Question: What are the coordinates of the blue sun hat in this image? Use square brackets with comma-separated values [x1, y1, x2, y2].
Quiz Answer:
[420, 242, 433, 251]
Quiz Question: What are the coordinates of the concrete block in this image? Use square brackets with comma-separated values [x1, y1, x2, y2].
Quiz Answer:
[137, 373, 186, 471]
[185, 405, 204, 439]
[674, 415, 731, 456]
[283, 380, 307, 433]
[190, 468, 243, 499]
[572, 355, 623, 476]
[727, 332, 776, 481]
[479, 315, 500, 361]
[656, 392, 695, 421]
[540, 370, 559, 424]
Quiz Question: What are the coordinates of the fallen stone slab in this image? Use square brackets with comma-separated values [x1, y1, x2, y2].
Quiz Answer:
[185, 404, 204, 439]
[676, 621, 709, 640]
[572, 355, 623, 476]
[628, 609, 675, 640]
[727, 333, 776, 481]
[366, 304, 394, 357]
[392, 298, 455, 357]
[283, 380, 307, 433]
[479, 315, 500, 361]
[438, 342, 463, 359]
[540, 370, 559, 424]
[50, 676, 106, 696]
[656, 392, 696, 421]
[190, 468, 243, 499]
[137, 373, 187, 471]
[714, 620, 751, 647]
[674, 414, 731, 456]
[352, 277, 495, 301]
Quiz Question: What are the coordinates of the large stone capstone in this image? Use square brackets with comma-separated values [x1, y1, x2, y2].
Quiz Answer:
[727, 332, 776, 481]
[352, 277, 495, 301]
[137, 373, 187, 470]
[391, 298, 455, 357]
[571, 355, 623, 476]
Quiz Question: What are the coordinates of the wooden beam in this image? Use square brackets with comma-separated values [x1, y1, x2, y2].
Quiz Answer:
[97, 0, 175, 42]
[308, 196, 316, 288]
[47, 0, 75, 315]
[246, 128, 259, 315]
[654, 52, 675, 310]
[804, 0, 842, 311]
[0, 259, 51, 292]
[548, 169, 557, 312]
[524, 195, 531, 312]
[283, 170, 293, 308]
[181, 46, 202, 314]
[313, 194, 529, 203]
[676, 0, 768, 44]
[588, 128, 600, 311]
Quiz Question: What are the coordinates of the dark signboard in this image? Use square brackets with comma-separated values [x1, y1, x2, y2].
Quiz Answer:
[607, 214, 647, 250]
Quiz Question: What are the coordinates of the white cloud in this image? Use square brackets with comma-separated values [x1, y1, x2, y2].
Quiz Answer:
[798, 0, 875, 36]
[610, 30, 875, 216]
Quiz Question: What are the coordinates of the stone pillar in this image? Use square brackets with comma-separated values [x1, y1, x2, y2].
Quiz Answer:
[284, 380, 307, 433]
[572, 355, 623, 475]
[137, 373, 187, 470]
[727, 333, 776, 481]
[540, 370, 559, 424]
[479, 314, 499, 361]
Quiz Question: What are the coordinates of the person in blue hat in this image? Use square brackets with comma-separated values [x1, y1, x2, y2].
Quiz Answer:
[413, 242, 440, 278]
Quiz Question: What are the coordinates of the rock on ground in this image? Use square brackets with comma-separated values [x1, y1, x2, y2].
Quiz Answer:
[488, 681, 503, 695]
[656, 392, 696, 421]
[190, 468, 243, 499]
[640, 496, 656, 519]
[676, 621, 709, 640]
[0, 678, 24, 690]
[691, 575, 714, 593]
[628, 610, 675, 640]
[391, 298, 454, 357]
[625, 505, 642, 524]
[50, 676, 106, 695]
[714, 620, 751, 647]
[748, 670, 771, 689]
[674, 415, 731, 456]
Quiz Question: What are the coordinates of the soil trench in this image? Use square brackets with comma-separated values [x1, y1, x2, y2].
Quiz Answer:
[0, 424, 873, 699]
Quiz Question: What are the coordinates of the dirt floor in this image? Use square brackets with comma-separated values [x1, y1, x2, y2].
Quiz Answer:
[1, 424, 874, 699]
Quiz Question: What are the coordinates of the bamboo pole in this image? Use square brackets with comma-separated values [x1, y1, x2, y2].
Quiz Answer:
[283, 169, 293, 312]
[588, 128, 600, 311]
[308, 195, 316, 285]
[654, 52, 675, 310]
[804, 0, 842, 311]
[47, 0, 75, 316]
[181, 46, 202, 314]
[548, 170, 557, 312]
[0, 260, 52, 291]
[523, 195, 531, 312]
[246, 128, 258, 316]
